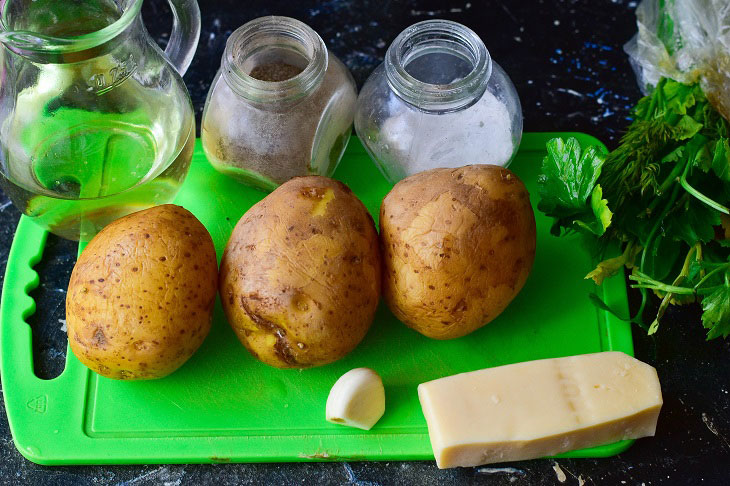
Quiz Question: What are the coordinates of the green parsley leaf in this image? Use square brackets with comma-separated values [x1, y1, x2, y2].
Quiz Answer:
[586, 254, 626, 285]
[665, 196, 723, 245]
[702, 283, 730, 339]
[673, 115, 703, 140]
[573, 184, 613, 236]
[538, 138, 611, 236]
[642, 234, 682, 282]
[591, 185, 613, 232]
[538, 137, 606, 217]
[711, 138, 730, 181]
[586, 243, 641, 285]
[661, 79, 698, 116]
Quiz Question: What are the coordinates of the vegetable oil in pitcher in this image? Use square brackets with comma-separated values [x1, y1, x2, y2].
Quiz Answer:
[0, 0, 198, 240]
[0, 88, 195, 240]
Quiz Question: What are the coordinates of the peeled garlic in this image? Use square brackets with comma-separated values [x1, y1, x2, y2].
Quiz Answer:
[325, 368, 385, 430]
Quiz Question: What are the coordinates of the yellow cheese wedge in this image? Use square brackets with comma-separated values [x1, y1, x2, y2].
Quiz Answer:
[417, 351, 663, 468]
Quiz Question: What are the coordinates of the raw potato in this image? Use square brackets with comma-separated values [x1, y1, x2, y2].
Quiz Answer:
[220, 176, 381, 369]
[66, 205, 218, 380]
[380, 165, 536, 339]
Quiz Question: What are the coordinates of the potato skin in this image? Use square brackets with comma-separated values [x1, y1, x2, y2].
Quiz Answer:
[220, 176, 381, 369]
[380, 165, 536, 339]
[66, 205, 218, 380]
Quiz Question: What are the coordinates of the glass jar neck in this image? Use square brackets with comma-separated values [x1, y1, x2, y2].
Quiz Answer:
[221, 16, 328, 104]
[385, 20, 492, 113]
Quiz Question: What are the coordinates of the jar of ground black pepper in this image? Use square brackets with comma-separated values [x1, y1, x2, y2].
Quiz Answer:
[202, 16, 357, 191]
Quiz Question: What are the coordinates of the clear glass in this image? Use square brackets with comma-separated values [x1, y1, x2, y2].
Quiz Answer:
[201, 16, 357, 192]
[0, 0, 200, 240]
[355, 20, 523, 184]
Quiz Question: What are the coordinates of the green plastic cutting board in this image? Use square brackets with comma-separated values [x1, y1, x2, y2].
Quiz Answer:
[0, 133, 634, 465]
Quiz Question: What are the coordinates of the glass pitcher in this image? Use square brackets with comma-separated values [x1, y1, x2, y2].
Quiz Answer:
[0, 0, 200, 240]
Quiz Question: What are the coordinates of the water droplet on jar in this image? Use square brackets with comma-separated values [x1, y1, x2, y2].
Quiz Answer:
[297, 342, 306, 350]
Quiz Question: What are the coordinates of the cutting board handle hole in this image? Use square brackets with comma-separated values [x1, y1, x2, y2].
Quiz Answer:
[26, 234, 77, 380]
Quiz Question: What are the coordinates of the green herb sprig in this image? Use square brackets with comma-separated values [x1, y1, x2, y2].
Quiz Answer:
[538, 78, 730, 339]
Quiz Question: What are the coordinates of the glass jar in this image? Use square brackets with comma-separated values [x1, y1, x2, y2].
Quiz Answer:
[355, 20, 522, 184]
[201, 16, 357, 191]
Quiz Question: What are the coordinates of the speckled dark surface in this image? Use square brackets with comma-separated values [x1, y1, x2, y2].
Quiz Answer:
[1, 0, 729, 485]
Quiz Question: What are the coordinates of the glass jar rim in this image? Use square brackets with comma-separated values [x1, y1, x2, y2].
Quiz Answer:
[385, 19, 492, 112]
[0, 0, 142, 55]
[221, 16, 328, 103]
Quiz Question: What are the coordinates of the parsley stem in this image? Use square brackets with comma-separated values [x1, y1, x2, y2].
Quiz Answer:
[640, 182, 682, 273]
[675, 143, 730, 214]
[679, 176, 730, 214]
[630, 269, 696, 294]
[634, 288, 649, 331]
[651, 157, 686, 206]
[693, 263, 730, 290]
[631, 283, 722, 295]
[648, 245, 700, 334]
[645, 92, 658, 121]
[694, 285, 724, 294]
[630, 282, 696, 294]
[699, 261, 729, 268]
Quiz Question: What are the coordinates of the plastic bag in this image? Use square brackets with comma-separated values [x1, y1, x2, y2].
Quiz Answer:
[625, 0, 730, 120]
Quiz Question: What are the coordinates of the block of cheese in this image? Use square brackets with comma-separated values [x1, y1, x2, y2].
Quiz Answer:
[417, 351, 662, 468]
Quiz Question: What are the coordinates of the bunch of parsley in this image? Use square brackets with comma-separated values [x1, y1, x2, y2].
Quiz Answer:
[538, 78, 730, 339]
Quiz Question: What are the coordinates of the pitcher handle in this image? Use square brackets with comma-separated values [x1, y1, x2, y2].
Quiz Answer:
[164, 0, 201, 76]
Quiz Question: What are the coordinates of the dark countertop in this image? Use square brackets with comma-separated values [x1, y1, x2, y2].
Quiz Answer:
[1, 1, 728, 484]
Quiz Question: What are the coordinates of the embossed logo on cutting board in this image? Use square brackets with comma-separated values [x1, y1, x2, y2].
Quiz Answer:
[26, 395, 47, 414]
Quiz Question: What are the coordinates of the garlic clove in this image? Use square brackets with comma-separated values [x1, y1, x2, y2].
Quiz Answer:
[326, 368, 385, 430]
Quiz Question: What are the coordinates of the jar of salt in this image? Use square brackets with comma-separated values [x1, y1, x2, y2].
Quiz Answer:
[355, 20, 522, 184]
[202, 16, 357, 191]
